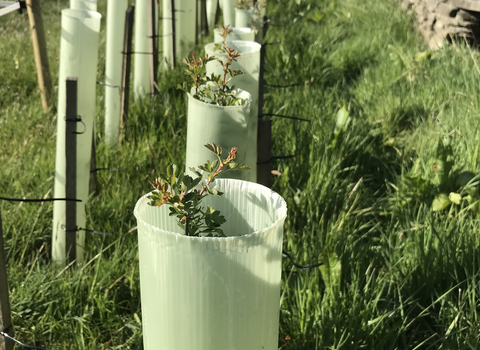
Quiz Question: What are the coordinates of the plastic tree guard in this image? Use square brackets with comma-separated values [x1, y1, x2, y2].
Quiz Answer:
[213, 27, 255, 42]
[134, 0, 152, 98]
[206, 0, 218, 31]
[162, 0, 197, 69]
[105, 0, 128, 147]
[185, 88, 257, 182]
[235, 7, 265, 43]
[222, 0, 235, 27]
[70, 0, 97, 11]
[52, 9, 101, 265]
[205, 41, 261, 178]
[134, 178, 287, 350]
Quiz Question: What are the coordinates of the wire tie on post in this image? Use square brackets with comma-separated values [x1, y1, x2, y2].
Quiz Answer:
[90, 167, 127, 173]
[121, 51, 164, 55]
[264, 82, 302, 88]
[147, 33, 173, 38]
[257, 154, 297, 164]
[63, 115, 86, 134]
[97, 81, 120, 88]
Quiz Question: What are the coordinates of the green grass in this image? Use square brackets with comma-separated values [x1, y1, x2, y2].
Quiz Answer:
[2, 0, 480, 348]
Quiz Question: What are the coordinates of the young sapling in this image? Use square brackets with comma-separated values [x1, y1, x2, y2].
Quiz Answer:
[177, 27, 247, 106]
[148, 144, 249, 237]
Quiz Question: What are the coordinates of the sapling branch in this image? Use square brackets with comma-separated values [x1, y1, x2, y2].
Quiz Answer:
[177, 26, 246, 106]
[148, 144, 249, 237]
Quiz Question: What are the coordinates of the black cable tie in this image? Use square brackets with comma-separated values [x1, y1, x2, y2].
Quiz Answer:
[61, 225, 118, 236]
[0, 330, 48, 350]
[63, 115, 86, 134]
[0, 197, 82, 203]
[282, 250, 324, 269]
[264, 83, 302, 88]
[97, 81, 120, 88]
[261, 113, 311, 122]
[90, 167, 127, 173]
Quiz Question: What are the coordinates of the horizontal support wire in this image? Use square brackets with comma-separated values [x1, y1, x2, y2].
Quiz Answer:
[61, 225, 118, 236]
[1, 330, 48, 350]
[257, 154, 297, 164]
[260, 113, 311, 122]
[264, 83, 302, 88]
[282, 250, 324, 269]
[158, 17, 177, 21]
[147, 33, 173, 38]
[90, 167, 127, 173]
[0, 196, 81, 202]
[122, 51, 164, 55]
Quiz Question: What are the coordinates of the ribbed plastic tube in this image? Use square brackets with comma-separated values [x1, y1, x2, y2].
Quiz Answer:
[222, 0, 235, 26]
[185, 89, 257, 182]
[52, 9, 101, 265]
[206, 0, 218, 31]
[214, 27, 255, 42]
[105, 0, 127, 147]
[134, 178, 287, 350]
[235, 8, 265, 43]
[134, 0, 151, 98]
[162, 0, 197, 68]
[70, 0, 97, 11]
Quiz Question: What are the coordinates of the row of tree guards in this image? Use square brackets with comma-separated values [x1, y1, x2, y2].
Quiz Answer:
[1, 1, 288, 349]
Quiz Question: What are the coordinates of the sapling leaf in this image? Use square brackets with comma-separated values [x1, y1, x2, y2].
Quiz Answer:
[432, 193, 451, 211]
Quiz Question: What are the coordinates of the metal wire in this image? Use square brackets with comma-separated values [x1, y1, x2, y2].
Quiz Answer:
[261, 113, 311, 122]
[61, 225, 118, 236]
[282, 250, 324, 269]
[0, 197, 81, 202]
[0, 330, 48, 350]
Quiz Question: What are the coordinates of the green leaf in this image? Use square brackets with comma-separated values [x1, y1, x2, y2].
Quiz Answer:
[432, 193, 451, 211]
[449, 192, 462, 205]
[319, 245, 341, 296]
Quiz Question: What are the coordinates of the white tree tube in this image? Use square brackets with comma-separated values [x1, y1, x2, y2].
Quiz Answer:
[185, 89, 256, 182]
[235, 7, 265, 43]
[222, 0, 235, 26]
[213, 27, 255, 42]
[206, 0, 218, 31]
[134, 0, 151, 98]
[105, 0, 127, 147]
[70, 0, 97, 11]
[162, 0, 197, 69]
[205, 41, 261, 180]
[52, 9, 101, 265]
[134, 178, 287, 350]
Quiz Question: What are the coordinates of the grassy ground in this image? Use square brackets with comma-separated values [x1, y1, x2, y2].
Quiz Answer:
[2, 0, 480, 348]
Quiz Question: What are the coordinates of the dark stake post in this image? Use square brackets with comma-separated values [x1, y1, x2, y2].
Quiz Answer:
[257, 16, 271, 187]
[149, 0, 158, 94]
[257, 119, 272, 188]
[120, 5, 135, 143]
[65, 77, 78, 264]
[89, 134, 97, 195]
[0, 211, 13, 350]
[170, 0, 176, 69]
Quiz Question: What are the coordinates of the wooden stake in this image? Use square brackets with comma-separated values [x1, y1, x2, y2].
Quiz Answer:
[170, 0, 176, 69]
[26, 0, 52, 113]
[65, 77, 78, 264]
[148, 0, 158, 94]
[120, 5, 135, 144]
[0, 211, 13, 350]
